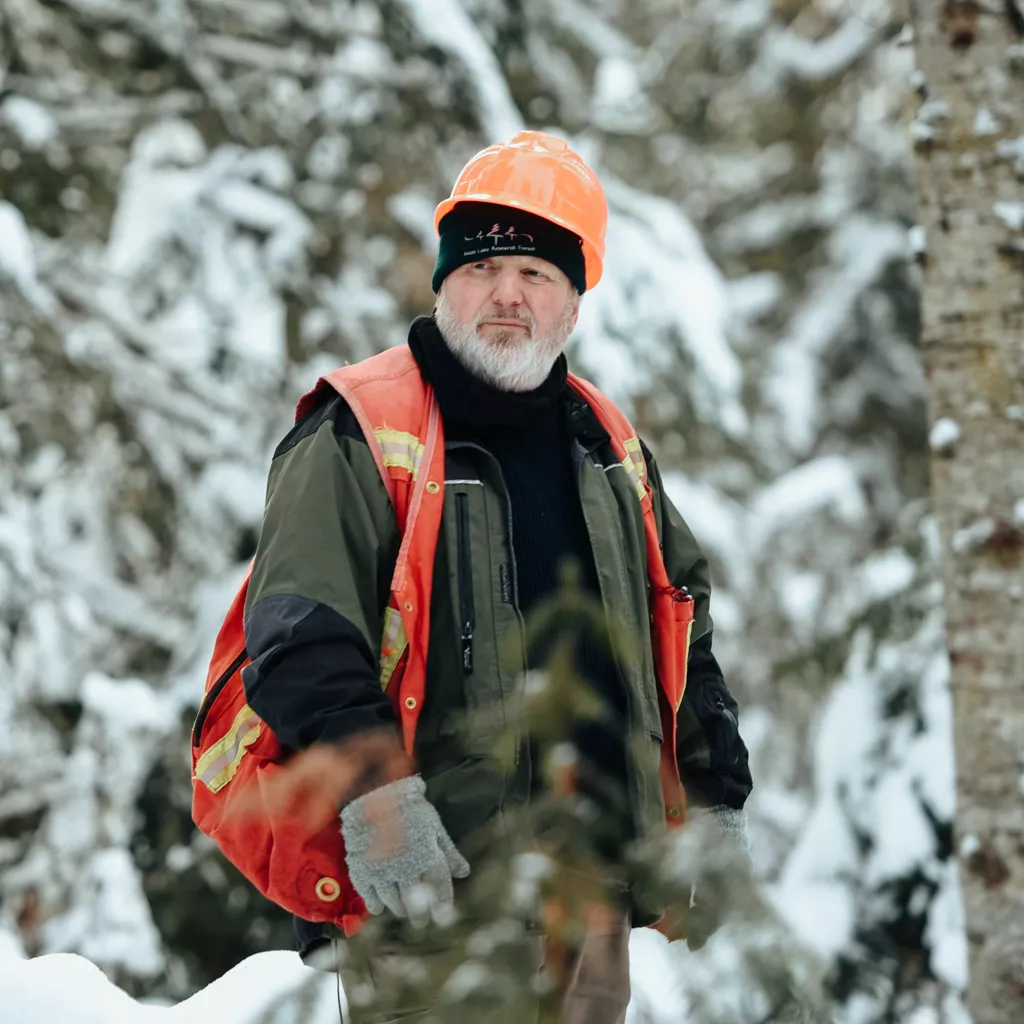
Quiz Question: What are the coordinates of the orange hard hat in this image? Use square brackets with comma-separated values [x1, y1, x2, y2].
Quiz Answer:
[434, 131, 608, 291]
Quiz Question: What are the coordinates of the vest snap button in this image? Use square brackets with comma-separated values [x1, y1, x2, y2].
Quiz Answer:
[404, 696, 417, 710]
[404, 601, 414, 612]
[315, 877, 341, 902]
[667, 806, 682, 820]
[426, 481, 440, 494]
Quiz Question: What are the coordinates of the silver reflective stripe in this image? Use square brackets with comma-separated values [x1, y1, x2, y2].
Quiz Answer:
[621, 437, 647, 501]
[195, 706, 262, 793]
[374, 429, 425, 478]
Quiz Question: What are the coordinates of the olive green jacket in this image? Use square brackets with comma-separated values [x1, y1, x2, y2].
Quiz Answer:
[242, 360, 751, 882]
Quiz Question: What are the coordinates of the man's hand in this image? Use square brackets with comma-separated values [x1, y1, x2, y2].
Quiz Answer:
[657, 806, 753, 950]
[222, 728, 414, 832]
[340, 774, 470, 922]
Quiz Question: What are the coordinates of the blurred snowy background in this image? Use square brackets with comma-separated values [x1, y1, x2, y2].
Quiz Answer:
[0, 0, 967, 1020]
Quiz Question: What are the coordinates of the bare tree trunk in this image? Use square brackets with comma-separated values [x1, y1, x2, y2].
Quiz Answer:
[911, 3, 1024, 1021]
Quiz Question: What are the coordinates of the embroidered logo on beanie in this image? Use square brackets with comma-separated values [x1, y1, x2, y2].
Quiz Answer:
[462, 221, 537, 257]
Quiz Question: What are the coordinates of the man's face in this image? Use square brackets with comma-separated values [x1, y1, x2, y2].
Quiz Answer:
[435, 255, 580, 393]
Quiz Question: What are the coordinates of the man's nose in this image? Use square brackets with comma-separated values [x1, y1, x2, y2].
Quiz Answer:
[490, 268, 524, 306]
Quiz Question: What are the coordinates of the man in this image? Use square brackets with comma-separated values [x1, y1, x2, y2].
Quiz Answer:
[241, 131, 752, 1022]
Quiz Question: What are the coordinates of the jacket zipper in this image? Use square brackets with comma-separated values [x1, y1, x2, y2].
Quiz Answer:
[497, 473, 526, 769]
[191, 649, 247, 747]
[447, 441, 528, 781]
[455, 492, 475, 675]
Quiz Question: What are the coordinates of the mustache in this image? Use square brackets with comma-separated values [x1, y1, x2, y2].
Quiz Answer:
[475, 309, 534, 329]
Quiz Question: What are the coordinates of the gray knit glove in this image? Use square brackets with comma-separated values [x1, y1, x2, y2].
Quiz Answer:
[708, 805, 753, 865]
[684, 806, 753, 950]
[340, 774, 470, 919]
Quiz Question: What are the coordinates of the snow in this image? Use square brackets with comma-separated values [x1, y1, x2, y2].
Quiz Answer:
[191, 462, 268, 528]
[973, 107, 998, 136]
[591, 55, 658, 134]
[771, 878, 857, 959]
[73, 849, 166, 978]
[662, 473, 750, 590]
[577, 179, 748, 438]
[749, 456, 866, 544]
[865, 770, 935, 884]
[0, 950, 340, 1024]
[0, 935, 693, 1024]
[770, 638, 876, 955]
[398, 0, 523, 142]
[910, 121, 935, 146]
[1013, 498, 1024, 527]
[916, 99, 952, 126]
[907, 652, 957, 823]
[764, 16, 878, 83]
[777, 570, 824, 638]
[959, 834, 980, 858]
[211, 180, 309, 242]
[104, 122, 208, 277]
[726, 272, 785, 327]
[594, 56, 642, 108]
[929, 417, 961, 451]
[908, 223, 927, 257]
[0, 201, 49, 309]
[951, 517, 996, 555]
[996, 136, 1024, 176]
[335, 36, 392, 78]
[910, 98, 952, 148]
[766, 217, 908, 454]
[626, 931, 686, 1022]
[926, 861, 969, 990]
[0, 96, 59, 149]
[82, 673, 177, 734]
[994, 201, 1024, 232]
[765, 600, 959, 987]
[859, 548, 916, 602]
[388, 187, 441, 250]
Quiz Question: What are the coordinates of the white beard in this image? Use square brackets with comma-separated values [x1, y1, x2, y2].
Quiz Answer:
[434, 289, 577, 393]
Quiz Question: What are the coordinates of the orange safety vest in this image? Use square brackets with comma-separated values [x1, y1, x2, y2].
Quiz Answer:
[191, 345, 693, 934]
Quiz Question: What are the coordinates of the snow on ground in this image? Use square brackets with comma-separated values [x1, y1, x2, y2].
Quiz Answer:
[0, 947, 340, 1024]
[0, 934, 685, 1024]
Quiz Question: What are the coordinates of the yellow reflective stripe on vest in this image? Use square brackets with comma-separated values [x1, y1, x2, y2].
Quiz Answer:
[194, 705, 262, 793]
[374, 428, 425, 479]
[621, 436, 647, 502]
[379, 605, 408, 690]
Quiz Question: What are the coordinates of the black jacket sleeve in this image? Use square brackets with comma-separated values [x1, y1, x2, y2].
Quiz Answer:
[242, 394, 401, 751]
[642, 440, 753, 810]
[677, 632, 752, 809]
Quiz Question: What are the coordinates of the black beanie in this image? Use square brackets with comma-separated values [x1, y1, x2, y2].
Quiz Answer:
[432, 202, 587, 295]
